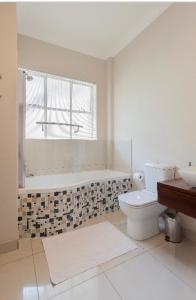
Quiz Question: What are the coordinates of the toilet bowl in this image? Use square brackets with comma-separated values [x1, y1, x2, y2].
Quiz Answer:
[119, 190, 166, 240]
[119, 163, 175, 241]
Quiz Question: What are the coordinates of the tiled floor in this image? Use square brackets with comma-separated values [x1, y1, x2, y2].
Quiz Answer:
[1, 211, 196, 300]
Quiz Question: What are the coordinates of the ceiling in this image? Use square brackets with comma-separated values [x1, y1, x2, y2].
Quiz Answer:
[17, 2, 171, 60]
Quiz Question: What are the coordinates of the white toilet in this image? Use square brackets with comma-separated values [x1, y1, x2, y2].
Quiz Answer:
[119, 163, 175, 241]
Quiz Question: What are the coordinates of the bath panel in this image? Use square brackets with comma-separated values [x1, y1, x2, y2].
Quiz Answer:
[18, 171, 131, 238]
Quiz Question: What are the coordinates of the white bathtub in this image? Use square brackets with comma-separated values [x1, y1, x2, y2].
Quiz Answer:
[18, 169, 131, 238]
[19, 169, 130, 193]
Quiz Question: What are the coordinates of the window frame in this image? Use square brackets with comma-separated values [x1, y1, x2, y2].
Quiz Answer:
[23, 69, 97, 141]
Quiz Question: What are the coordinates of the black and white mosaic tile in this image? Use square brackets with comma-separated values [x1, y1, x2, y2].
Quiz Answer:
[18, 177, 132, 238]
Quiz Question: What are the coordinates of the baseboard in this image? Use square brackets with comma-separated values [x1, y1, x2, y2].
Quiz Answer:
[183, 228, 196, 243]
[0, 239, 18, 254]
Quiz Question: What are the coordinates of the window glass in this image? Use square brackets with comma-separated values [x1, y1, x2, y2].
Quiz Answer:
[26, 108, 45, 139]
[26, 75, 44, 107]
[47, 77, 70, 110]
[24, 70, 97, 140]
[72, 83, 91, 112]
[47, 110, 70, 139]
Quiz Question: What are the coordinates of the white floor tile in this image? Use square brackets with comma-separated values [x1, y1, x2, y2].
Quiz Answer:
[51, 274, 121, 300]
[136, 233, 165, 250]
[150, 239, 196, 290]
[31, 238, 44, 254]
[34, 252, 103, 300]
[100, 247, 145, 272]
[79, 215, 107, 228]
[106, 252, 196, 300]
[105, 210, 126, 226]
[116, 222, 127, 234]
[0, 256, 38, 300]
[0, 238, 32, 267]
[0, 220, 195, 300]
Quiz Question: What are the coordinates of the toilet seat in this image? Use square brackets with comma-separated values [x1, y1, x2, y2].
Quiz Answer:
[119, 189, 157, 208]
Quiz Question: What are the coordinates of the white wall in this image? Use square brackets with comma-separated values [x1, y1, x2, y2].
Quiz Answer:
[0, 4, 18, 249]
[18, 35, 107, 175]
[113, 4, 196, 234]
[17, 4, 196, 236]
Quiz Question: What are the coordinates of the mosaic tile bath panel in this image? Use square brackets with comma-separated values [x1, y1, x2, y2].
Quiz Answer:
[18, 177, 132, 238]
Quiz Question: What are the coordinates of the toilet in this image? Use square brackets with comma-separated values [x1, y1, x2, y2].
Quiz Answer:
[119, 163, 175, 241]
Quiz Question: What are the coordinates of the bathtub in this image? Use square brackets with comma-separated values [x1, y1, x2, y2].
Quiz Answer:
[18, 169, 131, 238]
[21, 169, 131, 192]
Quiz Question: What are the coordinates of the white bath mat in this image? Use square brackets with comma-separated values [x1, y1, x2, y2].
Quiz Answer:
[42, 221, 137, 285]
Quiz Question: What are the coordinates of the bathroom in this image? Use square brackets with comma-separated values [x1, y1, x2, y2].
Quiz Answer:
[1, 2, 196, 300]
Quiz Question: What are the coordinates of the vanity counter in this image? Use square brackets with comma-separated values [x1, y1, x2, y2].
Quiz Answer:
[157, 178, 196, 218]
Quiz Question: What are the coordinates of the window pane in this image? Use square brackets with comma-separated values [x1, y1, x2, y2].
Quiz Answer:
[47, 77, 70, 110]
[26, 108, 45, 139]
[26, 75, 44, 107]
[24, 69, 97, 140]
[72, 112, 96, 140]
[47, 110, 70, 139]
[72, 84, 91, 112]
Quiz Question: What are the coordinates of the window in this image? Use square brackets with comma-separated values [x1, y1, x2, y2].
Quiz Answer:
[24, 70, 97, 140]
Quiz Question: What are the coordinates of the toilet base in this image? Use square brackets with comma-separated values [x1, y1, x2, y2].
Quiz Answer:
[127, 217, 160, 241]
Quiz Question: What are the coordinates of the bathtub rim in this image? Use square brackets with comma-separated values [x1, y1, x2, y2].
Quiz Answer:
[18, 170, 131, 195]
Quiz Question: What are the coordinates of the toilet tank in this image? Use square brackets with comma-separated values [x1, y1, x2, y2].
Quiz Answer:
[144, 163, 175, 193]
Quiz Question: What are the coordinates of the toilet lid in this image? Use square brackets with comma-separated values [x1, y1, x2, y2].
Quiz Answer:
[118, 189, 157, 208]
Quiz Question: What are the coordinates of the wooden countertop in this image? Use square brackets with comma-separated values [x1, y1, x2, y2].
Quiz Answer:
[157, 178, 196, 218]
[158, 178, 196, 195]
